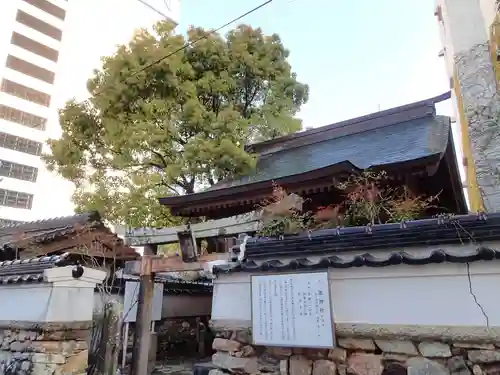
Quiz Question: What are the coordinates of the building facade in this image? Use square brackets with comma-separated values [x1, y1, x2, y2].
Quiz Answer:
[0, 0, 180, 225]
[0, 0, 70, 225]
[435, 0, 500, 212]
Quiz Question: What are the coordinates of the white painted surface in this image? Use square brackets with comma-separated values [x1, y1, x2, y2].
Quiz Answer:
[251, 272, 334, 348]
[123, 281, 164, 322]
[0, 266, 106, 322]
[212, 258, 500, 328]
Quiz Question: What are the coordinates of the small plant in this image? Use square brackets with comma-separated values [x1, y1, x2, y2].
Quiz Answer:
[335, 170, 440, 226]
[256, 182, 313, 237]
[256, 171, 441, 238]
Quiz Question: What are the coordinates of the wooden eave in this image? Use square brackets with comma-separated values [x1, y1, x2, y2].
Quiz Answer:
[161, 154, 445, 219]
[12, 227, 139, 261]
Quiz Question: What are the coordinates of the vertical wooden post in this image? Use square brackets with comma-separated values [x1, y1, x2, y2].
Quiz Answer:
[131, 244, 157, 375]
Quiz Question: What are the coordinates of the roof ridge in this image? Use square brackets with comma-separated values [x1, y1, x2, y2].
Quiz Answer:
[247, 92, 451, 154]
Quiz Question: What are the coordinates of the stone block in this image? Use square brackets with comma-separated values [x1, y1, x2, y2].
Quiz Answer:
[327, 348, 347, 363]
[304, 349, 328, 360]
[468, 350, 500, 364]
[289, 355, 312, 375]
[419, 342, 452, 357]
[338, 338, 376, 351]
[36, 330, 89, 342]
[59, 349, 89, 375]
[32, 362, 59, 375]
[267, 347, 293, 359]
[472, 364, 483, 375]
[234, 345, 255, 358]
[32, 353, 66, 364]
[347, 353, 383, 375]
[312, 359, 336, 375]
[375, 340, 419, 355]
[10, 341, 28, 352]
[447, 356, 471, 375]
[212, 351, 258, 373]
[407, 357, 449, 375]
[212, 338, 242, 352]
[259, 352, 281, 372]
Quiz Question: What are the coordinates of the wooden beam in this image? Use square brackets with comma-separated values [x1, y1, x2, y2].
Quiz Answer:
[125, 253, 228, 275]
[131, 244, 157, 375]
[125, 211, 261, 246]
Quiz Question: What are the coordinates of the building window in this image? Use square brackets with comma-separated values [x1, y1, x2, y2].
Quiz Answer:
[0, 160, 38, 182]
[11, 32, 59, 63]
[0, 188, 33, 209]
[0, 131, 42, 156]
[5, 55, 55, 84]
[1, 79, 51, 107]
[16, 10, 62, 41]
[22, 0, 66, 21]
[0, 104, 47, 130]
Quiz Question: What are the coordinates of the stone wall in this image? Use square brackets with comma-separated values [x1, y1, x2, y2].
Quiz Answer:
[0, 321, 90, 375]
[210, 328, 500, 375]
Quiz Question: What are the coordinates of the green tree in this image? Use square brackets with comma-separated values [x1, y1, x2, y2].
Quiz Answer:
[45, 21, 309, 227]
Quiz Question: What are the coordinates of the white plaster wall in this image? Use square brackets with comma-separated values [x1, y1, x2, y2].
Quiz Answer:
[0, 266, 105, 322]
[0, 283, 95, 322]
[442, 0, 489, 53]
[479, 0, 497, 36]
[212, 261, 500, 327]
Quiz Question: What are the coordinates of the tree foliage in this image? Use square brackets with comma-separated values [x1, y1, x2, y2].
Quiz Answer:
[45, 21, 309, 227]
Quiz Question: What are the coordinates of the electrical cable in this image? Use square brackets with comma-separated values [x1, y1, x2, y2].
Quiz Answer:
[134, 0, 173, 20]
[91, 0, 273, 99]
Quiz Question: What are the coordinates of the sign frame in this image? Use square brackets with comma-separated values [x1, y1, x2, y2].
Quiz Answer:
[250, 271, 336, 348]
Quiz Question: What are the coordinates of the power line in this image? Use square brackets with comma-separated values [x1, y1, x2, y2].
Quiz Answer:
[92, 0, 273, 98]
[134, 0, 173, 20]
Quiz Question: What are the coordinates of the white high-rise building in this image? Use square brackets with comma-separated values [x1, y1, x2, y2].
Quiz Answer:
[0, 0, 180, 224]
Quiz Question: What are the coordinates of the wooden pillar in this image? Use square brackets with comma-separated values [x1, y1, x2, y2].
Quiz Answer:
[131, 244, 157, 375]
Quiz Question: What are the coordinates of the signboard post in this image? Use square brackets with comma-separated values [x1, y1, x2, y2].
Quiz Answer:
[250, 272, 335, 348]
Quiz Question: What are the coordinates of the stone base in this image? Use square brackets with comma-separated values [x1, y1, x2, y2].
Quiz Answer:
[0, 321, 90, 375]
[209, 327, 500, 375]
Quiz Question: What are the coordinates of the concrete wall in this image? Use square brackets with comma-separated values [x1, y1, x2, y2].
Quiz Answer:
[436, 0, 500, 212]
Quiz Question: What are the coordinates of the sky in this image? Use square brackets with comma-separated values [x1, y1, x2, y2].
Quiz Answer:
[177, 0, 453, 126]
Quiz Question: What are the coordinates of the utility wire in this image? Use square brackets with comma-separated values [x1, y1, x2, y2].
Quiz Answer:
[92, 0, 273, 99]
[134, 0, 173, 21]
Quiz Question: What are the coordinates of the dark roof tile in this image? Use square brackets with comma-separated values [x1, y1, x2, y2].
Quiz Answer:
[0, 254, 69, 284]
[209, 115, 449, 191]
[214, 213, 500, 274]
[213, 246, 500, 274]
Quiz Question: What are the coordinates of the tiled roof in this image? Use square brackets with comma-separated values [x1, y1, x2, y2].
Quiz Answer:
[0, 212, 139, 261]
[0, 212, 101, 248]
[208, 114, 449, 192]
[213, 213, 500, 274]
[0, 254, 69, 284]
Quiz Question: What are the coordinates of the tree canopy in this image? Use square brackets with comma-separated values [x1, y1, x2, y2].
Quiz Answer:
[45, 21, 309, 227]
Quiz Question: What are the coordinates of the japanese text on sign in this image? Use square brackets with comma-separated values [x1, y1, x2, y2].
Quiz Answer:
[251, 272, 335, 348]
